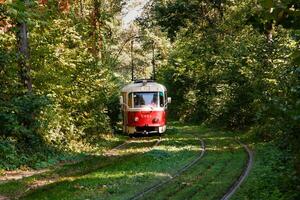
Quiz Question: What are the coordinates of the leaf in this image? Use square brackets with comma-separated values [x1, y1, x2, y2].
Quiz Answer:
[261, 0, 273, 9]
[291, 50, 300, 65]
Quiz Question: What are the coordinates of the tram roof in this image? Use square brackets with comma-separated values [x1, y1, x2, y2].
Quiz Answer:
[121, 80, 167, 93]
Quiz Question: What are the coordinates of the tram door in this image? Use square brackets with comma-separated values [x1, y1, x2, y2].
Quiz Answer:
[121, 92, 127, 133]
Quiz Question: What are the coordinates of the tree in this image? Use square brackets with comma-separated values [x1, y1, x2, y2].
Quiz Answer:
[17, 0, 32, 92]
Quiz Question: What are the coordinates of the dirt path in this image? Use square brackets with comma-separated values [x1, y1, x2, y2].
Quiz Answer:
[0, 169, 49, 184]
[0, 139, 131, 185]
[0, 195, 9, 200]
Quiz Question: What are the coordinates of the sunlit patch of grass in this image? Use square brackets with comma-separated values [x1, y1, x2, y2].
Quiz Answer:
[205, 144, 244, 152]
[84, 171, 172, 180]
[155, 144, 200, 153]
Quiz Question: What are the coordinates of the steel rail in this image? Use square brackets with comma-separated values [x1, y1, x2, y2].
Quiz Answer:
[220, 140, 254, 200]
[130, 138, 205, 200]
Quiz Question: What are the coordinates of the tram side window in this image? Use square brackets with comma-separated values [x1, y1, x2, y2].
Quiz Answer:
[128, 93, 133, 108]
[165, 92, 168, 107]
[159, 92, 164, 107]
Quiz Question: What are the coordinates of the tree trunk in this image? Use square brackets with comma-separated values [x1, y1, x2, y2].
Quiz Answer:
[59, 0, 70, 12]
[265, 21, 274, 44]
[16, 0, 32, 92]
[91, 0, 102, 60]
[80, 0, 84, 18]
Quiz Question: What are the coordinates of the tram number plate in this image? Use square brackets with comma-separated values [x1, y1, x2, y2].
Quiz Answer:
[141, 114, 151, 119]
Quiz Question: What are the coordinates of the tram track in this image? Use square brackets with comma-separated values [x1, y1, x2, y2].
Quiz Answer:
[129, 138, 205, 200]
[171, 149, 236, 200]
[219, 140, 253, 200]
[129, 137, 253, 200]
[148, 139, 237, 200]
[1, 127, 253, 200]
[189, 139, 252, 200]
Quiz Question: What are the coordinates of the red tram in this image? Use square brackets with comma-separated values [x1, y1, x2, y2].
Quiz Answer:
[120, 79, 171, 136]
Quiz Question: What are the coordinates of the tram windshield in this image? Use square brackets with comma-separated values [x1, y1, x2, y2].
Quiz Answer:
[132, 92, 164, 108]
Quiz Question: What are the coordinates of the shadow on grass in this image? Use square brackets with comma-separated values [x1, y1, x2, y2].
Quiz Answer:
[0, 135, 197, 198]
[21, 143, 245, 200]
[1, 122, 245, 200]
[20, 148, 202, 200]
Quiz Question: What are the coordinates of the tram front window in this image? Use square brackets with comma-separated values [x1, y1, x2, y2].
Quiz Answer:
[133, 92, 159, 108]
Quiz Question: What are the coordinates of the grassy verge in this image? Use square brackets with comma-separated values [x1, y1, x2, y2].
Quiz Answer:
[0, 134, 127, 171]
[231, 141, 299, 200]
[0, 135, 127, 198]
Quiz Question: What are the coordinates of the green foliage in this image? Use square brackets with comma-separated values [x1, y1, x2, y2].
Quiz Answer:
[0, 4, 299, 200]
[0, 93, 53, 169]
[151, 0, 224, 40]
[142, 1, 299, 197]
[0, 0, 125, 169]
[149, 0, 299, 138]
[0, 138, 19, 169]
[248, 0, 300, 32]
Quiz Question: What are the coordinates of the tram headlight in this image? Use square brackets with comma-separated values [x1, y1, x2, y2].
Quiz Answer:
[134, 117, 139, 122]
[153, 117, 159, 123]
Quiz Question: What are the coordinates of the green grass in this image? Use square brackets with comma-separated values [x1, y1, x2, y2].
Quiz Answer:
[231, 142, 298, 200]
[143, 128, 247, 200]
[0, 135, 128, 198]
[19, 126, 203, 200]
[0, 133, 128, 171]
[0, 123, 249, 200]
